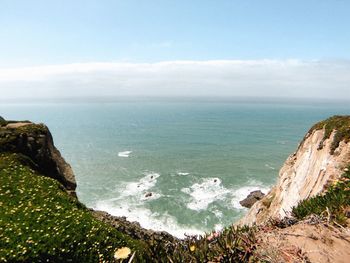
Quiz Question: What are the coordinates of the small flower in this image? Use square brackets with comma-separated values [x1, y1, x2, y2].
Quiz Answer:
[114, 247, 131, 259]
[189, 245, 196, 252]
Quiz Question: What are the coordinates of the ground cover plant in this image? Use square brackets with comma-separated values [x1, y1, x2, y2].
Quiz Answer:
[0, 153, 147, 262]
[292, 165, 350, 226]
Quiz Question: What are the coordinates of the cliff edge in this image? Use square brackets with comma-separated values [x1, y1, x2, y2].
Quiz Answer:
[239, 115, 350, 226]
[0, 120, 76, 195]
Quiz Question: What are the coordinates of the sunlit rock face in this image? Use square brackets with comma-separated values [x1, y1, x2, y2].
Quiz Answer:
[239, 116, 350, 226]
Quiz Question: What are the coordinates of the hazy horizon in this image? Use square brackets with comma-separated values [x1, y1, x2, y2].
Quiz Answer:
[1, 59, 349, 100]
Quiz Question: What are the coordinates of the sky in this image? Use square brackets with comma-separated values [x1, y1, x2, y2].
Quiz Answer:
[0, 0, 349, 99]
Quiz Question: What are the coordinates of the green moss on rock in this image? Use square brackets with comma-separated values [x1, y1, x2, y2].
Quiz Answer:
[0, 117, 6, 127]
[308, 115, 350, 154]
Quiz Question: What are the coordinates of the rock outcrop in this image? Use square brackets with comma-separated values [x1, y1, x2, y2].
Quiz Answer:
[239, 115, 350, 226]
[240, 190, 265, 208]
[0, 119, 76, 195]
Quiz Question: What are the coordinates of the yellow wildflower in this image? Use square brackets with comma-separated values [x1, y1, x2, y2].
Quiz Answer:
[114, 247, 131, 259]
[190, 245, 196, 252]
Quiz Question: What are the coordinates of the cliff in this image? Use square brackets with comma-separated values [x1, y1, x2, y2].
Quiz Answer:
[239, 115, 350, 226]
[0, 120, 76, 195]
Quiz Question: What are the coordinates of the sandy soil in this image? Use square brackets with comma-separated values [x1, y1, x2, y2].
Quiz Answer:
[255, 220, 350, 263]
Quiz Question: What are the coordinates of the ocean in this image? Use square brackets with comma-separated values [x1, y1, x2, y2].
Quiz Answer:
[1, 98, 349, 238]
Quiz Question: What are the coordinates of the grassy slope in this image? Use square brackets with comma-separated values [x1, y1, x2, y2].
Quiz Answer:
[0, 153, 147, 262]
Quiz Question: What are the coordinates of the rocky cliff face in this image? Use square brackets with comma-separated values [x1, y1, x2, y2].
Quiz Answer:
[0, 120, 76, 195]
[239, 116, 350, 226]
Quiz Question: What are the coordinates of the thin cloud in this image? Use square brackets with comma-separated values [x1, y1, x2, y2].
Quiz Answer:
[0, 60, 349, 99]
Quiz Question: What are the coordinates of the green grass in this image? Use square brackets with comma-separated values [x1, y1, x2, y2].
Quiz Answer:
[292, 166, 350, 225]
[308, 115, 350, 154]
[0, 153, 147, 262]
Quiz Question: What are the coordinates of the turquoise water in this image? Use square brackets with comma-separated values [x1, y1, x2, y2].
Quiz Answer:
[1, 98, 349, 237]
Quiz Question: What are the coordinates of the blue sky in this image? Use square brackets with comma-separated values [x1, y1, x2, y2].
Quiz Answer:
[0, 0, 349, 99]
[1, 0, 349, 66]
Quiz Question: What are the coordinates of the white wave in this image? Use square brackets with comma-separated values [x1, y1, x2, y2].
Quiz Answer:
[230, 183, 270, 209]
[212, 209, 223, 219]
[118, 151, 132, 157]
[181, 178, 231, 211]
[177, 172, 190, 176]
[214, 224, 223, 232]
[276, 140, 287, 145]
[95, 200, 203, 238]
[121, 172, 160, 196]
[265, 163, 275, 170]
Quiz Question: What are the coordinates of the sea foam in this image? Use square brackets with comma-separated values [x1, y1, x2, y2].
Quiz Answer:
[177, 172, 190, 176]
[122, 172, 160, 197]
[95, 199, 203, 238]
[118, 151, 132, 157]
[181, 178, 231, 211]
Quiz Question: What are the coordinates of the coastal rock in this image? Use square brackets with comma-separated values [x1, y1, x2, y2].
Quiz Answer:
[238, 116, 350, 226]
[239, 190, 265, 208]
[0, 116, 6, 127]
[91, 210, 177, 243]
[145, 192, 153, 198]
[0, 119, 76, 195]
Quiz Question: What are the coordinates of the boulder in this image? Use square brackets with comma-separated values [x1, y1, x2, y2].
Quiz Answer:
[239, 190, 265, 208]
[145, 192, 153, 198]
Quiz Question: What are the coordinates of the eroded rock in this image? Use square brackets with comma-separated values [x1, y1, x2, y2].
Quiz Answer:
[0, 119, 76, 195]
[239, 190, 265, 208]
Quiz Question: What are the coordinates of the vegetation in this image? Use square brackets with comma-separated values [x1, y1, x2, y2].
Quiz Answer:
[308, 115, 350, 154]
[145, 225, 259, 262]
[292, 165, 350, 226]
[0, 117, 5, 127]
[0, 122, 44, 152]
[0, 153, 147, 262]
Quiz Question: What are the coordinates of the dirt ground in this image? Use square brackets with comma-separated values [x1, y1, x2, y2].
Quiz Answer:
[254, 219, 350, 263]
